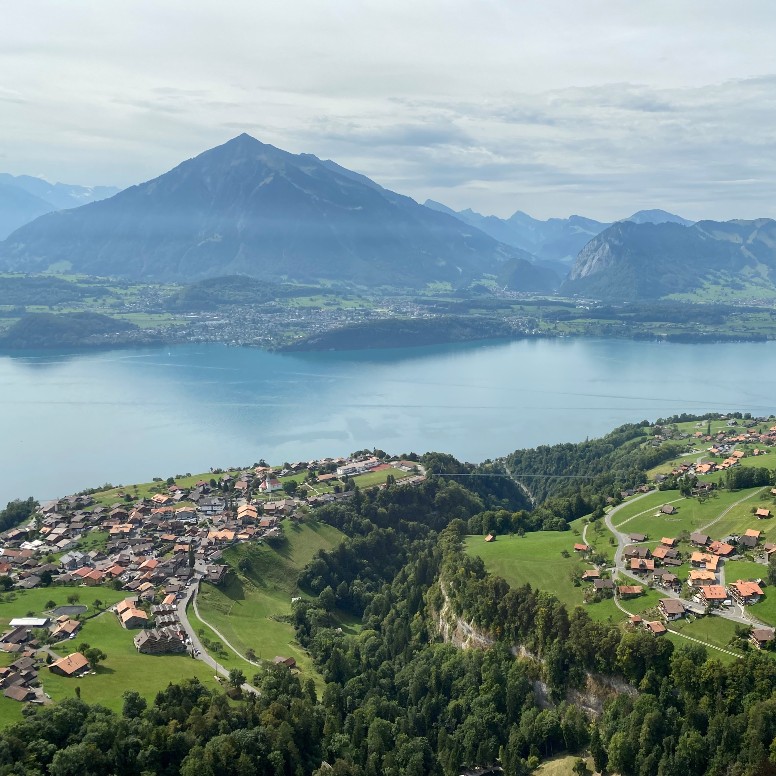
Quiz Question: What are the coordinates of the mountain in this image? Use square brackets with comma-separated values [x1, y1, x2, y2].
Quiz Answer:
[562, 218, 776, 301]
[0, 174, 120, 239]
[424, 200, 609, 268]
[0, 135, 554, 291]
[625, 209, 693, 226]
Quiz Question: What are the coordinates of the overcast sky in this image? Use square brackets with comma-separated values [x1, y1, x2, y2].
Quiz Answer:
[3, 1, 776, 220]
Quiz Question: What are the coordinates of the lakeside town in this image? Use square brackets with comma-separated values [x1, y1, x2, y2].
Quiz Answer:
[0, 453, 425, 706]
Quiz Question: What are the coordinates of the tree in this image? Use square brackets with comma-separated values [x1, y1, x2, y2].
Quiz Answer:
[67, 592, 80, 605]
[84, 647, 106, 667]
[282, 480, 298, 496]
[228, 668, 246, 687]
[0, 576, 13, 592]
[122, 690, 147, 718]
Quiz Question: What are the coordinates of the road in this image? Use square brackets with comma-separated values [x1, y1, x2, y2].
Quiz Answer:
[176, 578, 260, 696]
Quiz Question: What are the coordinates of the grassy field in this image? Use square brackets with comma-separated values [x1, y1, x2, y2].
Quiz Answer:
[668, 615, 744, 661]
[196, 520, 344, 683]
[464, 532, 599, 611]
[0, 586, 126, 630]
[535, 755, 595, 776]
[611, 488, 764, 538]
[44, 613, 220, 711]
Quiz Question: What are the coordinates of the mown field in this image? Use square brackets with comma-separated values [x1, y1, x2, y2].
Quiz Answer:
[195, 520, 345, 684]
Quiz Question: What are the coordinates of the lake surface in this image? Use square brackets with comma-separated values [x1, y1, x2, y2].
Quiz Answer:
[1, 337, 775, 505]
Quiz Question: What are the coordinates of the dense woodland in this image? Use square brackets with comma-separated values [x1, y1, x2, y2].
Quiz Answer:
[4, 427, 776, 775]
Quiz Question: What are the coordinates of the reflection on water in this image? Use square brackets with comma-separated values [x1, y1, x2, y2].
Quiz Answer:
[1, 338, 774, 504]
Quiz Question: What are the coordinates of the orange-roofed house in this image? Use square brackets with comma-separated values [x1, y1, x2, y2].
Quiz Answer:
[573, 543, 589, 552]
[700, 585, 728, 607]
[618, 585, 643, 599]
[49, 652, 90, 677]
[756, 508, 772, 519]
[645, 621, 667, 635]
[689, 569, 717, 586]
[120, 608, 149, 629]
[728, 580, 764, 605]
[660, 537, 677, 547]
[708, 541, 736, 557]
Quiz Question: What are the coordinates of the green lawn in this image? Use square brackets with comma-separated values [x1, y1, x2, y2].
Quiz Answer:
[349, 467, 413, 489]
[668, 615, 744, 661]
[196, 520, 345, 684]
[725, 559, 768, 582]
[611, 488, 764, 539]
[44, 612, 220, 712]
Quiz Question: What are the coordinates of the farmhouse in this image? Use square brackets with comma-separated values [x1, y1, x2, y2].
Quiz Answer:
[618, 585, 643, 599]
[628, 533, 647, 543]
[660, 504, 677, 515]
[756, 508, 772, 519]
[49, 652, 89, 677]
[645, 621, 667, 635]
[594, 579, 614, 591]
[690, 532, 710, 547]
[273, 655, 297, 669]
[573, 543, 589, 553]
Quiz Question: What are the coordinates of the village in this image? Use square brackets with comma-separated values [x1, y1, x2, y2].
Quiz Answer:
[0, 453, 426, 707]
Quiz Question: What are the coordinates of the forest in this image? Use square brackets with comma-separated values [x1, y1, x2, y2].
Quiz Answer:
[3, 428, 776, 775]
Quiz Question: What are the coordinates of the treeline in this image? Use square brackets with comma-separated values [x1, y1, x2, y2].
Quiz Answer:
[0, 276, 113, 306]
[0, 312, 138, 349]
[505, 421, 683, 504]
[0, 497, 37, 533]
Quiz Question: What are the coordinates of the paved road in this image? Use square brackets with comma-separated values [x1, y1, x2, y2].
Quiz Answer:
[176, 579, 260, 695]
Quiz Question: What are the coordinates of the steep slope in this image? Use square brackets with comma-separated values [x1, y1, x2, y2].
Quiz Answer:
[0, 174, 120, 238]
[626, 209, 693, 226]
[0, 184, 54, 240]
[0, 135, 539, 289]
[562, 218, 776, 301]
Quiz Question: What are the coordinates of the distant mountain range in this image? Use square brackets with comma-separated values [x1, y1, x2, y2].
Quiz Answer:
[0, 174, 120, 239]
[423, 201, 693, 270]
[562, 218, 776, 301]
[0, 135, 554, 291]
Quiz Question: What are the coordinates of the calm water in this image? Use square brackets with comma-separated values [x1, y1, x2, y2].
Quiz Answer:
[1, 338, 775, 505]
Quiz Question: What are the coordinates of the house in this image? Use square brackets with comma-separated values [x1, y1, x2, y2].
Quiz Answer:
[272, 655, 297, 669]
[618, 585, 643, 599]
[134, 627, 186, 655]
[699, 585, 728, 607]
[594, 579, 614, 591]
[573, 543, 589, 553]
[581, 569, 600, 581]
[3, 685, 36, 702]
[628, 533, 647, 543]
[484, 534, 495, 543]
[50, 619, 81, 641]
[739, 530, 761, 549]
[750, 627, 776, 649]
[660, 504, 677, 515]
[630, 558, 655, 574]
[49, 652, 90, 677]
[660, 537, 677, 547]
[708, 541, 736, 557]
[689, 569, 717, 586]
[645, 621, 667, 635]
[690, 532, 710, 547]
[728, 580, 763, 605]
[120, 608, 149, 629]
[756, 508, 772, 519]
[624, 546, 651, 560]
[658, 598, 685, 621]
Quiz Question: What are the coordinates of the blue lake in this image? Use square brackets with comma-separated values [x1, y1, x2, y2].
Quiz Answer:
[1, 338, 775, 504]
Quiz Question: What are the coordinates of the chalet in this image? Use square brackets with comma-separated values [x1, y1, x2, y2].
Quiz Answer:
[765, 543, 776, 557]
[628, 533, 647, 543]
[660, 537, 677, 547]
[750, 628, 776, 650]
[624, 546, 651, 560]
[739, 530, 761, 549]
[134, 627, 186, 655]
[594, 579, 614, 591]
[119, 607, 148, 629]
[658, 599, 685, 621]
[660, 572, 681, 591]
[690, 552, 714, 568]
[728, 580, 764, 605]
[629, 615, 643, 626]
[49, 652, 89, 677]
[630, 558, 655, 574]
[699, 585, 728, 607]
[756, 508, 772, 519]
[573, 543, 589, 553]
[581, 569, 600, 581]
[3, 684, 36, 702]
[50, 619, 81, 641]
[689, 569, 717, 586]
[660, 504, 678, 515]
[690, 532, 710, 547]
[484, 534, 495, 543]
[708, 541, 736, 558]
[618, 585, 643, 599]
[645, 621, 667, 635]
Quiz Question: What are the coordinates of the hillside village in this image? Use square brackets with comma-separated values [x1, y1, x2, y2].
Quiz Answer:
[0, 454, 425, 705]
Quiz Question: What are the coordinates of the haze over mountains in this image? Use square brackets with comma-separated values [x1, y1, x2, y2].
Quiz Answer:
[3, 135, 776, 303]
[0, 134, 553, 291]
[0, 174, 120, 239]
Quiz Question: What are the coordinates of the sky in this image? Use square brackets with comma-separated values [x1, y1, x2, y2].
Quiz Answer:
[2, 1, 776, 221]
